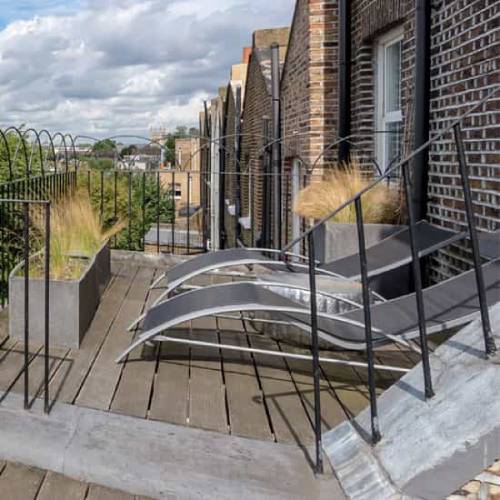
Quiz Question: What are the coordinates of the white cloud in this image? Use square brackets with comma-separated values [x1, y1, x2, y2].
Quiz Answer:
[0, 0, 294, 139]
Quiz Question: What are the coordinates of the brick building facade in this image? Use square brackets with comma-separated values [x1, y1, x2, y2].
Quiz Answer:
[201, 0, 498, 277]
[238, 28, 289, 246]
[280, 0, 338, 247]
[345, 0, 499, 279]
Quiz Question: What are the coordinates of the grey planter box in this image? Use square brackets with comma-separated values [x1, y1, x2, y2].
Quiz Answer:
[314, 222, 411, 299]
[9, 242, 111, 349]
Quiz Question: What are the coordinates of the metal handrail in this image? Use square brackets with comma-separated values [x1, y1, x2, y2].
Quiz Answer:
[285, 86, 499, 460]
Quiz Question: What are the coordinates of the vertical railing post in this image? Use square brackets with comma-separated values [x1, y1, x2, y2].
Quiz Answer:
[171, 171, 176, 253]
[156, 170, 161, 254]
[355, 197, 381, 443]
[114, 170, 118, 248]
[402, 163, 434, 399]
[23, 202, 30, 409]
[0, 187, 5, 309]
[141, 172, 146, 251]
[307, 232, 323, 474]
[127, 171, 132, 250]
[453, 123, 496, 356]
[187, 172, 191, 255]
[100, 170, 104, 221]
[44, 202, 51, 413]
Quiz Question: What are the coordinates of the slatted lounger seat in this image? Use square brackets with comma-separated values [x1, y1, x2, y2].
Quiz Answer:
[116, 258, 499, 362]
[128, 221, 465, 331]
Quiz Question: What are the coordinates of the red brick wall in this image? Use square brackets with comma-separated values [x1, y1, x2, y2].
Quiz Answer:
[239, 51, 273, 245]
[280, 0, 339, 245]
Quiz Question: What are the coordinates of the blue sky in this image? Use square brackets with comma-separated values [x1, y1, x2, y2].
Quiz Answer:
[0, 0, 82, 28]
[0, 0, 294, 136]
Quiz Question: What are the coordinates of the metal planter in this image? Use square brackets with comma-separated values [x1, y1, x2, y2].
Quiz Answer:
[9, 242, 111, 349]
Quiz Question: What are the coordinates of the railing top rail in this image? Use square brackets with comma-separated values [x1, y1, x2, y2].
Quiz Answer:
[283, 85, 500, 254]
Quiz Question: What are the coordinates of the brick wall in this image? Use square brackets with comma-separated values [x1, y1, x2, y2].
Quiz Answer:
[349, 0, 413, 166]
[222, 82, 240, 244]
[280, 0, 338, 246]
[427, 0, 500, 280]
[348, 0, 499, 280]
[239, 34, 288, 246]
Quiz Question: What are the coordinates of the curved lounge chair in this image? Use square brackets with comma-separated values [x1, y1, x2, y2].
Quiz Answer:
[128, 221, 465, 330]
[116, 258, 499, 363]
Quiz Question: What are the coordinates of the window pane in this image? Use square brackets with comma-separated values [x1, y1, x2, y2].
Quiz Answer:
[385, 40, 402, 113]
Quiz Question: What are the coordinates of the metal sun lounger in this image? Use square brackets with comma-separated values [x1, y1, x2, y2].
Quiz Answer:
[116, 258, 499, 363]
[128, 221, 465, 330]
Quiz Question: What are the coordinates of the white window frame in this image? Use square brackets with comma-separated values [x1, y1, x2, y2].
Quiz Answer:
[375, 26, 404, 173]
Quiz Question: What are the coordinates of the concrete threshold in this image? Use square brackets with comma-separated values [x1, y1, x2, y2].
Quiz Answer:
[0, 391, 343, 500]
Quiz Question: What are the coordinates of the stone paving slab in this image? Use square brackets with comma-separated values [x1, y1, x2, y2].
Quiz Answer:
[324, 304, 500, 500]
[0, 390, 345, 500]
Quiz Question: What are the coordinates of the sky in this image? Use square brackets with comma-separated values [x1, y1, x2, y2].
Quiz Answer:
[0, 0, 294, 139]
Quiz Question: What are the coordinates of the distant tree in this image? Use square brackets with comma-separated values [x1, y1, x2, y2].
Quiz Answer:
[92, 139, 117, 156]
[121, 144, 138, 156]
[189, 127, 199, 137]
[174, 125, 187, 138]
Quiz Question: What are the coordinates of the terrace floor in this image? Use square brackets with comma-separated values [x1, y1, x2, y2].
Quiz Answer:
[0, 461, 152, 500]
[0, 255, 420, 451]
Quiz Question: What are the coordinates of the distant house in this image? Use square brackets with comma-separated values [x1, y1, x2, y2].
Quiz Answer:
[238, 28, 289, 248]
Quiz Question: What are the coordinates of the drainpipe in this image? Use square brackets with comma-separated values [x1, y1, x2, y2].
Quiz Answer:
[260, 116, 272, 248]
[413, 0, 431, 221]
[219, 104, 226, 249]
[234, 86, 242, 246]
[338, 0, 351, 164]
[271, 43, 282, 250]
[202, 100, 211, 249]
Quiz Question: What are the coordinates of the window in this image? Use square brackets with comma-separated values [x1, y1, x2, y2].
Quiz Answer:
[375, 27, 403, 176]
[169, 183, 182, 199]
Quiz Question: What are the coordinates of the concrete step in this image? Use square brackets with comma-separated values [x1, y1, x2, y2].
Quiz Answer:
[323, 304, 500, 500]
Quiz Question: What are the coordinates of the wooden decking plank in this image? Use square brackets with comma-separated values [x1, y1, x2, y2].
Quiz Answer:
[76, 266, 154, 411]
[0, 340, 43, 395]
[277, 344, 347, 433]
[111, 269, 163, 418]
[49, 264, 136, 404]
[217, 327, 273, 441]
[188, 317, 227, 433]
[36, 471, 88, 500]
[248, 333, 315, 446]
[148, 327, 190, 425]
[0, 462, 46, 500]
[86, 484, 135, 500]
[9, 344, 69, 402]
[318, 352, 370, 419]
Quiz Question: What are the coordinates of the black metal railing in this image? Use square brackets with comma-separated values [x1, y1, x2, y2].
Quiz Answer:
[79, 168, 205, 255]
[0, 171, 77, 307]
[0, 198, 51, 413]
[282, 86, 499, 471]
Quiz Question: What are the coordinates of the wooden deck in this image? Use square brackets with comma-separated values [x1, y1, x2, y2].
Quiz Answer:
[0, 259, 417, 448]
[0, 461, 151, 500]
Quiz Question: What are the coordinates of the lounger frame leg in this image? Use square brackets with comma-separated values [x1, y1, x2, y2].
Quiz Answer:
[454, 123, 497, 357]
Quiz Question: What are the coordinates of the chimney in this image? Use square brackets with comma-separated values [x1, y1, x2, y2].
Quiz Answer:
[242, 47, 252, 64]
